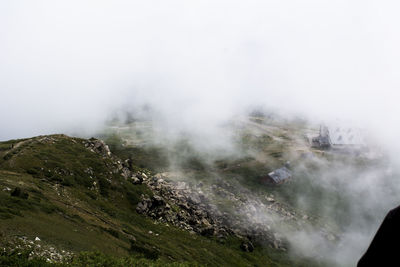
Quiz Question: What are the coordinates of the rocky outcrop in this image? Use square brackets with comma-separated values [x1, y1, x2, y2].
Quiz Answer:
[83, 138, 149, 183]
[136, 174, 230, 239]
[84, 138, 111, 157]
[134, 173, 300, 250]
[82, 138, 334, 252]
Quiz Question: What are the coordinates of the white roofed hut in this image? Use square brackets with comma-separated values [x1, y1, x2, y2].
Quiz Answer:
[329, 126, 365, 146]
[311, 124, 367, 154]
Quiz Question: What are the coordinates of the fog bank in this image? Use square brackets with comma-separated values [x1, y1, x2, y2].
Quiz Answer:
[1, 1, 400, 144]
[2, 2, 400, 265]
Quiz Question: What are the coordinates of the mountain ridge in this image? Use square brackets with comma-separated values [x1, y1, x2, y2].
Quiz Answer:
[0, 134, 316, 266]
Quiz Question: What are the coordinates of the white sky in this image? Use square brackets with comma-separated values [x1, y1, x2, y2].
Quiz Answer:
[1, 0, 400, 145]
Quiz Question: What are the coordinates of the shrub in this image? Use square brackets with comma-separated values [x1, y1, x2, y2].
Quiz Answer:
[0, 249, 52, 267]
[130, 240, 159, 260]
[11, 187, 29, 199]
[105, 228, 120, 239]
[61, 176, 75, 186]
[3, 153, 12, 160]
[27, 168, 39, 175]
[98, 177, 110, 197]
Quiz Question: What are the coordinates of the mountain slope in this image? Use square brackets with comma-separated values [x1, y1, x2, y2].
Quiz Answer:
[0, 134, 312, 266]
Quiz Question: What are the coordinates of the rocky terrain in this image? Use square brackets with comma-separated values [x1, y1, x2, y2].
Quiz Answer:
[135, 171, 337, 254]
[0, 133, 321, 266]
[1, 235, 73, 263]
[85, 137, 298, 250]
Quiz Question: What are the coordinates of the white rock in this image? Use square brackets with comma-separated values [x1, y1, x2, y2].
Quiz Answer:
[35, 237, 41, 241]
[327, 234, 336, 241]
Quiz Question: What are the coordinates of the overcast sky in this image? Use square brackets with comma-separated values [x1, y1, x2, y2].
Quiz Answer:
[1, 0, 400, 146]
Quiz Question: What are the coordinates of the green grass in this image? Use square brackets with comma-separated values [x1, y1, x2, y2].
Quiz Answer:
[0, 250, 201, 267]
[0, 134, 318, 266]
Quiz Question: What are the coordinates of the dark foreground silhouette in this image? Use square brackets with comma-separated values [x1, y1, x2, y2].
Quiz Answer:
[358, 205, 400, 266]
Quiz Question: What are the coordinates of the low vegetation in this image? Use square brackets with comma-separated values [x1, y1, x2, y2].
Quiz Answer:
[0, 134, 315, 266]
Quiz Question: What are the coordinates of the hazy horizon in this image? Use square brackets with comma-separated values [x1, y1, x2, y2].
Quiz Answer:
[1, 1, 400, 144]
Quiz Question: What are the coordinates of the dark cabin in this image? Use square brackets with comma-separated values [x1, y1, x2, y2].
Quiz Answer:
[261, 166, 292, 185]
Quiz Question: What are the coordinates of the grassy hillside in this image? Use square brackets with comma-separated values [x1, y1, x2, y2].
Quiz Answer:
[0, 134, 314, 266]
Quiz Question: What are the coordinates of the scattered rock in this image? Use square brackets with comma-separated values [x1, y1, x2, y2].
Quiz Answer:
[136, 200, 149, 214]
[200, 227, 215, 236]
[240, 240, 254, 252]
[135, 172, 324, 253]
[131, 176, 142, 184]
[2, 236, 73, 263]
[266, 197, 275, 202]
[85, 138, 111, 157]
[327, 234, 336, 241]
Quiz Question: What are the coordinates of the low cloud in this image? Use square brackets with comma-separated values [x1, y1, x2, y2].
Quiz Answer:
[1, 1, 400, 265]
